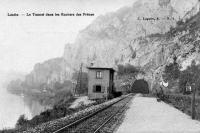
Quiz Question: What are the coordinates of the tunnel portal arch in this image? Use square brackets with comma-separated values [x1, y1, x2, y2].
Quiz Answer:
[131, 79, 149, 94]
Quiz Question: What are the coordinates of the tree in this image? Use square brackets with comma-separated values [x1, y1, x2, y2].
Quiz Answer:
[72, 72, 88, 94]
[163, 57, 180, 81]
[15, 114, 28, 128]
[179, 60, 200, 93]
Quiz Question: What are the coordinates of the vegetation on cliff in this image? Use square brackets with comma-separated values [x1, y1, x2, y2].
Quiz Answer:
[117, 64, 140, 76]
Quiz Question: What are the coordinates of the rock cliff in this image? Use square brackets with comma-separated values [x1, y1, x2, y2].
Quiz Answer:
[24, 58, 71, 90]
[63, 0, 198, 69]
[7, 0, 200, 99]
[7, 57, 72, 95]
[63, 0, 200, 90]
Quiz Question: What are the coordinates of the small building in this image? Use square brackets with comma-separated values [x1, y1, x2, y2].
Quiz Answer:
[87, 67, 115, 100]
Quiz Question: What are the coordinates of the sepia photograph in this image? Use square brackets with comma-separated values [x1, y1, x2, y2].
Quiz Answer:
[1, 0, 200, 132]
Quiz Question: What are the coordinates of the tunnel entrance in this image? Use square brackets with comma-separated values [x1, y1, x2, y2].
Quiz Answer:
[131, 79, 149, 94]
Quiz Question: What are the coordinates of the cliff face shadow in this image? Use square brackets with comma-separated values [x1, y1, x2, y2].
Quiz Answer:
[132, 79, 149, 94]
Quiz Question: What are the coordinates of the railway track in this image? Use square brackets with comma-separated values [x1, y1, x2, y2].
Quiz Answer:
[53, 94, 133, 133]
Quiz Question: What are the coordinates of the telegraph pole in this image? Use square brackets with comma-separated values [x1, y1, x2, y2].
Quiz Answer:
[191, 83, 196, 119]
[79, 63, 83, 96]
[75, 63, 83, 96]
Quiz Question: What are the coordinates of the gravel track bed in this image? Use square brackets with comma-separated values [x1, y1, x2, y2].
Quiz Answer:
[23, 96, 127, 133]
[97, 96, 133, 133]
[58, 95, 133, 133]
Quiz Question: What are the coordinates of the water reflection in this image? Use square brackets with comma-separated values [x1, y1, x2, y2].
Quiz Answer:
[0, 85, 32, 129]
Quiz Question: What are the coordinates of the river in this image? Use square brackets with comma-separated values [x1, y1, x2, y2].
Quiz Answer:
[0, 83, 32, 129]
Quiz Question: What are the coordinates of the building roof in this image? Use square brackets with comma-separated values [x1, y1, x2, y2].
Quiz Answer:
[87, 67, 115, 72]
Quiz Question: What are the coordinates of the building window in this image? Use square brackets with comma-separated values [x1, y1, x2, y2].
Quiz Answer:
[93, 85, 102, 93]
[96, 71, 102, 79]
[96, 85, 101, 92]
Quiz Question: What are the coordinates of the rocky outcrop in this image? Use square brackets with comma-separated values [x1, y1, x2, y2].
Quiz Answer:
[24, 58, 71, 90]
[63, 0, 199, 91]
[7, 57, 72, 99]
[5, 0, 200, 123]
[63, 0, 198, 70]
[7, 0, 200, 103]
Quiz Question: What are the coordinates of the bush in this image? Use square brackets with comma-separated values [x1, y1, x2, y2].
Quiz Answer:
[15, 114, 28, 128]
[163, 57, 180, 81]
[176, 19, 184, 25]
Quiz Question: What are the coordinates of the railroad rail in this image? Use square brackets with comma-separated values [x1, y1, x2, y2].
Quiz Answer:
[53, 94, 133, 133]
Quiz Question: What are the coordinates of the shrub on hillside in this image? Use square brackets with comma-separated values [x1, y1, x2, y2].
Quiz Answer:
[117, 64, 140, 76]
[176, 19, 184, 25]
[15, 114, 28, 129]
[163, 57, 180, 81]
[13, 96, 99, 132]
[53, 90, 74, 105]
[14, 95, 75, 131]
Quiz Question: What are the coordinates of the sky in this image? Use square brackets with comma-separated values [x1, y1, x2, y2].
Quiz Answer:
[0, 0, 136, 73]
